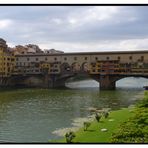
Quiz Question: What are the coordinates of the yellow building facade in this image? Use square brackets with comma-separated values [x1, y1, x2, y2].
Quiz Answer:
[0, 38, 15, 78]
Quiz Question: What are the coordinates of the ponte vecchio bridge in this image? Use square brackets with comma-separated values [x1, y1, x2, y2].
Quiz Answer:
[1, 38, 148, 90]
[10, 50, 148, 90]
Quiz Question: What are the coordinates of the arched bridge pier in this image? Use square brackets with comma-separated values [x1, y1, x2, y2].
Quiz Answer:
[3, 72, 148, 90]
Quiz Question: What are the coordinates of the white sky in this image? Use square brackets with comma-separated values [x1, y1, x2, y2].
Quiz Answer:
[0, 5, 148, 52]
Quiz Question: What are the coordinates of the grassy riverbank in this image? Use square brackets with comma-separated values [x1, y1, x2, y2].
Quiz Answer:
[51, 91, 148, 143]
[111, 91, 148, 143]
[52, 107, 134, 143]
[72, 108, 134, 143]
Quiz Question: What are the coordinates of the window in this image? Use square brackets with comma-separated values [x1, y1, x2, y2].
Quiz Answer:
[54, 57, 57, 61]
[64, 57, 67, 61]
[141, 56, 144, 61]
[27, 58, 30, 61]
[36, 58, 38, 61]
[118, 56, 120, 60]
[74, 57, 77, 60]
[106, 57, 110, 60]
[45, 57, 48, 61]
[85, 57, 87, 60]
[95, 57, 98, 60]
[139, 65, 142, 68]
[129, 56, 132, 60]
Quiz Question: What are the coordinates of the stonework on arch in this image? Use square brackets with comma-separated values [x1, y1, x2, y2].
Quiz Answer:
[81, 62, 90, 72]
[60, 62, 71, 74]
[71, 62, 81, 72]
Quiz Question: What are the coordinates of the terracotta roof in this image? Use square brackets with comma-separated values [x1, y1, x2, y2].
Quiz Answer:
[16, 50, 148, 57]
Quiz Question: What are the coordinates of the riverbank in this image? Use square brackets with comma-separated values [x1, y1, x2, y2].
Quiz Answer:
[111, 91, 148, 143]
[51, 91, 147, 143]
[51, 107, 134, 143]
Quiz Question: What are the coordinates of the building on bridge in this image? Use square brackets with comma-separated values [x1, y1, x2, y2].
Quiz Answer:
[0, 38, 148, 89]
[15, 50, 148, 75]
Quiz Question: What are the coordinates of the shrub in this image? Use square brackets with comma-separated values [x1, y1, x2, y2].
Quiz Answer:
[103, 111, 109, 118]
[95, 113, 101, 122]
[111, 92, 148, 143]
[65, 131, 76, 143]
[83, 122, 91, 131]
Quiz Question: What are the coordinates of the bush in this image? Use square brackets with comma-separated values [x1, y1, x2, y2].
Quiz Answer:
[83, 122, 91, 131]
[65, 131, 76, 143]
[95, 113, 101, 122]
[111, 92, 148, 143]
[103, 111, 109, 118]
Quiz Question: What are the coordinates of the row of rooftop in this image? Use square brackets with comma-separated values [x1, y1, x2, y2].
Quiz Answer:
[1, 38, 148, 56]
[0, 38, 64, 55]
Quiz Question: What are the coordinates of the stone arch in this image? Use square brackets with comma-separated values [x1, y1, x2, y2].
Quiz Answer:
[71, 62, 81, 72]
[61, 62, 71, 74]
[116, 76, 148, 88]
[81, 62, 89, 72]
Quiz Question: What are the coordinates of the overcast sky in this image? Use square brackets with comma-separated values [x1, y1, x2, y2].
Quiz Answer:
[0, 6, 148, 52]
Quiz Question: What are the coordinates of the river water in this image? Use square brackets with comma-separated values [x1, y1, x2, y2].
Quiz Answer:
[0, 77, 147, 143]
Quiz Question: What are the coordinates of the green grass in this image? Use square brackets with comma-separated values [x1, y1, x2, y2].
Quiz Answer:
[111, 91, 148, 143]
[52, 108, 134, 143]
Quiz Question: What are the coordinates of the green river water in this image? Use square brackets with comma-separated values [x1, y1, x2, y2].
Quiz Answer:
[0, 77, 147, 143]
